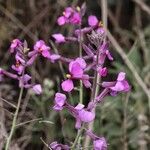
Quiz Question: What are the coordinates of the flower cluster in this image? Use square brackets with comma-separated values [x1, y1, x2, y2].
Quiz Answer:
[1, 38, 61, 95]
[1, 3, 131, 150]
[49, 4, 130, 150]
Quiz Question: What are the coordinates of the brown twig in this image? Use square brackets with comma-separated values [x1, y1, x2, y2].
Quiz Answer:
[132, 0, 150, 15]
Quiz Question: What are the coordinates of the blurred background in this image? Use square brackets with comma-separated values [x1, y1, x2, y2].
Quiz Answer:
[0, 0, 150, 149]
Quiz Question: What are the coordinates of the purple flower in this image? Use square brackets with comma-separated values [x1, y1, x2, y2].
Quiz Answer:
[110, 72, 130, 92]
[10, 39, 22, 53]
[57, 7, 81, 26]
[61, 58, 91, 92]
[70, 12, 81, 24]
[49, 141, 69, 150]
[102, 72, 130, 95]
[11, 60, 24, 75]
[53, 92, 66, 111]
[86, 130, 107, 150]
[33, 40, 51, 58]
[52, 33, 66, 43]
[66, 103, 95, 129]
[88, 15, 98, 27]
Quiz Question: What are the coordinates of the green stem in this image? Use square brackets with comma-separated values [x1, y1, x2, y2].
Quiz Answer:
[71, 126, 84, 149]
[79, 23, 83, 104]
[5, 86, 24, 150]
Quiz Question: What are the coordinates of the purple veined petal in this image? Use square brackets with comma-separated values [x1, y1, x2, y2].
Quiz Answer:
[32, 84, 42, 95]
[106, 50, 113, 61]
[61, 79, 74, 92]
[117, 72, 126, 81]
[93, 138, 107, 150]
[75, 58, 87, 69]
[75, 118, 82, 129]
[52, 33, 66, 43]
[55, 92, 66, 107]
[75, 103, 85, 110]
[78, 109, 95, 122]
[57, 16, 66, 25]
[88, 15, 98, 27]
[69, 62, 83, 78]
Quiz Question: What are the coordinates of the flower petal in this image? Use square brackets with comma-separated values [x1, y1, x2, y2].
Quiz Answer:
[61, 79, 74, 92]
[88, 15, 98, 27]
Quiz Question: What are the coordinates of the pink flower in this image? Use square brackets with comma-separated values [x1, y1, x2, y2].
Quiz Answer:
[33, 40, 51, 58]
[61, 58, 91, 92]
[10, 39, 22, 53]
[88, 15, 98, 27]
[86, 130, 107, 150]
[102, 72, 130, 95]
[110, 72, 130, 92]
[66, 103, 95, 129]
[11, 52, 26, 75]
[57, 7, 81, 26]
[52, 33, 66, 43]
[70, 12, 81, 24]
[53, 93, 66, 111]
